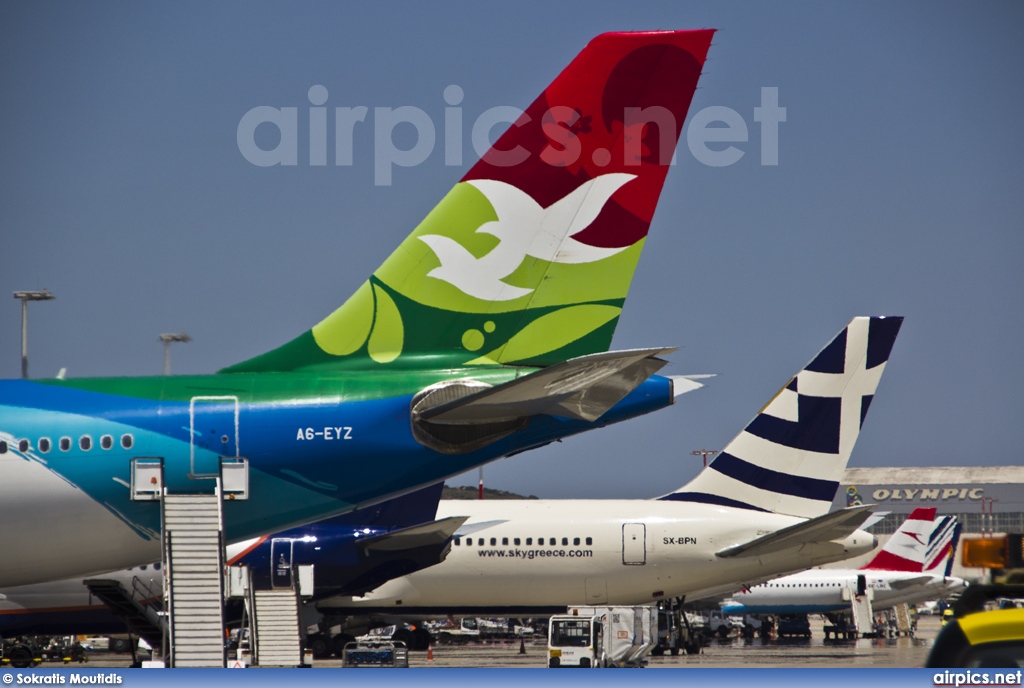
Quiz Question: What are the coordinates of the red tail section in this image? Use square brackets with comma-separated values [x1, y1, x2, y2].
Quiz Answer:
[861, 507, 937, 572]
[464, 30, 714, 251]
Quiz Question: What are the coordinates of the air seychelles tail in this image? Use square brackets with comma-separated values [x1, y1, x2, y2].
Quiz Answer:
[224, 30, 715, 373]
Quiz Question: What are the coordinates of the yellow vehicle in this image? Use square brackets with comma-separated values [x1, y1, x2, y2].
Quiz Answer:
[926, 585, 1024, 668]
[941, 609, 955, 626]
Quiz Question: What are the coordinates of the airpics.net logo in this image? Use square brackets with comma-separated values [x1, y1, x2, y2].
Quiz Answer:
[236, 85, 786, 185]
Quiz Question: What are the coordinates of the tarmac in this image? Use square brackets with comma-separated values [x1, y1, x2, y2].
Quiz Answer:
[63, 615, 940, 669]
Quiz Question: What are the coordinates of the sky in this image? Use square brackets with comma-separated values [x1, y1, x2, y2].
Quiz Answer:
[2, 2, 1022, 500]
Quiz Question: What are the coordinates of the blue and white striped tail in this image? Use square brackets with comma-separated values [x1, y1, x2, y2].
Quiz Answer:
[925, 515, 961, 574]
[660, 316, 903, 518]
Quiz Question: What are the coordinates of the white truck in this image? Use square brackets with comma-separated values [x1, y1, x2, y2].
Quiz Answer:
[547, 605, 657, 668]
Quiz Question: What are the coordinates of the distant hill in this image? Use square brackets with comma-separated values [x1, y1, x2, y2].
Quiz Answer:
[442, 485, 538, 500]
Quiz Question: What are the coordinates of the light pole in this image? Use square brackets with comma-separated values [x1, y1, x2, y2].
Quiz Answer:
[159, 333, 192, 375]
[691, 449, 718, 467]
[13, 289, 55, 379]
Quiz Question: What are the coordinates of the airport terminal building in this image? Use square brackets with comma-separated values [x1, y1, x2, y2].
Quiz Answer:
[834, 466, 1024, 579]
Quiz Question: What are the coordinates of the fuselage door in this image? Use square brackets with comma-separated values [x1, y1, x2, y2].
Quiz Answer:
[622, 522, 646, 565]
[270, 538, 294, 589]
[189, 395, 240, 479]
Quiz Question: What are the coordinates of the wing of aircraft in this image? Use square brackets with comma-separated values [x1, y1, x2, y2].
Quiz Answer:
[715, 504, 876, 559]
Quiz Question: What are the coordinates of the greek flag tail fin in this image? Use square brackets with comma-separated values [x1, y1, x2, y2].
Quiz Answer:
[660, 316, 903, 518]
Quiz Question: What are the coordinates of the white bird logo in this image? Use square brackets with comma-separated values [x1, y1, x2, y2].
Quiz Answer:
[418, 172, 637, 302]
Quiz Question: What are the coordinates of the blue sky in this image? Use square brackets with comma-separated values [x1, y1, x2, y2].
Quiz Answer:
[3, 2, 1022, 499]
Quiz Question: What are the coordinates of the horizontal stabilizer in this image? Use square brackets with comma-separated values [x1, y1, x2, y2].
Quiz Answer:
[860, 511, 889, 530]
[356, 516, 468, 554]
[889, 575, 934, 591]
[715, 504, 875, 559]
[453, 519, 508, 537]
[669, 374, 713, 397]
[420, 348, 676, 424]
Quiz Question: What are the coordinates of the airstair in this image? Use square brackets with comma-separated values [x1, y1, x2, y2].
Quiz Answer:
[163, 493, 226, 667]
[252, 589, 303, 666]
[843, 580, 874, 637]
[129, 456, 249, 668]
[83, 577, 164, 649]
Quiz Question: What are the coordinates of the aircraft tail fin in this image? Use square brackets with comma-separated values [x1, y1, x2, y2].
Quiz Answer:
[659, 316, 903, 519]
[923, 515, 961, 574]
[942, 523, 963, 578]
[861, 507, 937, 572]
[223, 30, 714, 374]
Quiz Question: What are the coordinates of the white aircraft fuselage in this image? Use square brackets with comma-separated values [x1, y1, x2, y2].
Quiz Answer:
[721, 568, 966, 615]
[319, 499, 877, 616]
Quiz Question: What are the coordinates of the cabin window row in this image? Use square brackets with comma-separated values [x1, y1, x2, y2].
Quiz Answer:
[0, 434, 135, 454]
[454, 536, 593, 547]
[761, 582, 842, 588]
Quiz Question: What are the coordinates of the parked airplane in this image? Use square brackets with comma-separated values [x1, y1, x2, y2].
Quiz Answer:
[720, 507, 966, 616]
[0, 315, 902, 654]
[0, 30, 715, 588]
[311, 316, 903, 641]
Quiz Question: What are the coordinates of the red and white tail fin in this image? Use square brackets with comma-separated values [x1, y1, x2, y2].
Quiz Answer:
[861, 507, 937, 572]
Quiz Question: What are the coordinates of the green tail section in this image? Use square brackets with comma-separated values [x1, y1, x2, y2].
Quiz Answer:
[221, 30, 713, 374]
[223, 182, 640, 373]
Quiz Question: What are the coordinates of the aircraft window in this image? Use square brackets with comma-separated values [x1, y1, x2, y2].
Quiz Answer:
[19, 439, 30, 452]
[0, 441, 6, 453]
[141, 565, 147, 570]
[39, 438, 51, 453]
[573, 537, 580, 546]
[526, 538, 532, 546]
[454, 538, 460, 546]
[154, 562, 161, 570]
[514, 538, 520, 546]
[490, 538, 497, 546]
[60, 437, 71, 451]
[101, 435, 113, 450]
[562, 537, 568, 546]
[586, 537, 592, 546]
[121, 434, 134, 449]
[80, 435, 92, 451]
[502, 537, 508, 546]
[465, 538, 472, 546]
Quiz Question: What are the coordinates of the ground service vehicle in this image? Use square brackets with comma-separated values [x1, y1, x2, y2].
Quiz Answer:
[340, 640, 409, 668]
[549, 606, 656, 668]
[548, 614, 605, 668]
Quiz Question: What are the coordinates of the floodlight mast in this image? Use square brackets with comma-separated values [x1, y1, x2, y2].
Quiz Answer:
[691, 449, 718, 468]
[13, 289, 55, 379]
[159, 333, 192, 375]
